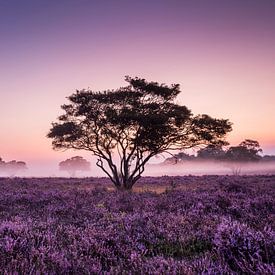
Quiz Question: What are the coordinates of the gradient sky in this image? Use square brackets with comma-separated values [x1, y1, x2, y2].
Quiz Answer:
[0, 0, 275, 175]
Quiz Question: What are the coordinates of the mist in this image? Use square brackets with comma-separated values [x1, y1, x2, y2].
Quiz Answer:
[2, 160, 274, 178]
[145, 161, 275, 177]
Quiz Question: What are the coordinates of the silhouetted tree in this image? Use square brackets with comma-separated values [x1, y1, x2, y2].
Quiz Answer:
[197, 144, 226, 160]
[59, 156, 91, 177]
[48, 76, 232, 190]
[223, 139, 262, 175]
[224, 139, 262, 162]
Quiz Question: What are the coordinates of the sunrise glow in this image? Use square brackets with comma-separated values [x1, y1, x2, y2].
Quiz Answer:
[0, 0, 274, 175]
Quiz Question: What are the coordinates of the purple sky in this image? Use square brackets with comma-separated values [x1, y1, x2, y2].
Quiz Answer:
[0, 0, 275, 175]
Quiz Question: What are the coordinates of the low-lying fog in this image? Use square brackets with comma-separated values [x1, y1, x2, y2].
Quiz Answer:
[146, 161, 275, 176]
[1, 160, 274, 178]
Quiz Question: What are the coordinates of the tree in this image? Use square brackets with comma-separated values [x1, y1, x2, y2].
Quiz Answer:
[0, 160, 28, 177]
[239, 139, 262, 156]
[48, 77, 232, 190]
[59, 156, 91, 177]
[197, 144, 226, 160]
[224, 139, 262, 162]
[223, 139, 262, 175]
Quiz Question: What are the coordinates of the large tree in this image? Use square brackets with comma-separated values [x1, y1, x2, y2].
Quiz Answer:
[48, 77, 232, 190]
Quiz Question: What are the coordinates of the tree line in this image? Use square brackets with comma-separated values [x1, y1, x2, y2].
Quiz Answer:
[164, 139, 275, 164]
[0, 156, 91, 177]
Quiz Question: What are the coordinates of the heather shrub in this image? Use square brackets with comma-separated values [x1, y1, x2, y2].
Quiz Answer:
[215, 195, 232, 210]
[224, 182, 248, 193]
[0, 176, 274, 273]
[214, 217, 275, 273]
[147, 237, 212, 259]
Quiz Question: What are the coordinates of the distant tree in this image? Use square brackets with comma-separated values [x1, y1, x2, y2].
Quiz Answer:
[197, 144, 226, 160]
[2, 160, 28, 177]
[240, 139, 262, 154]
[48, 77, 232, 190]
[262, 155, 275, 162]
[164, 152, 195, 164]
[59, 156, 91, 177]
[224, 139, 262, 162]
[223, 139, 262, 175]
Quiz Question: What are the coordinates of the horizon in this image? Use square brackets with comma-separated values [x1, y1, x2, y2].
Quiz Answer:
[0, 0, 275, 174]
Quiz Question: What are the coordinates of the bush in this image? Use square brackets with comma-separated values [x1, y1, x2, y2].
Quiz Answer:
[214, 217, 275, 273]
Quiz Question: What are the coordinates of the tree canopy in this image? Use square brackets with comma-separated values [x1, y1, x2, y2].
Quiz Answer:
[0, 158, 27, 177]
[59, 156, 91, 177]
[224, 139, 262, 162]
[48, 77, 232, 189]
[197, 144, 226, 160]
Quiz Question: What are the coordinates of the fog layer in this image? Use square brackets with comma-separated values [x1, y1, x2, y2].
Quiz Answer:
[1, 160, 274, 178]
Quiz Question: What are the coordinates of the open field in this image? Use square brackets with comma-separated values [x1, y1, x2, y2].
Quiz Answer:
[0, 175, 274, 273]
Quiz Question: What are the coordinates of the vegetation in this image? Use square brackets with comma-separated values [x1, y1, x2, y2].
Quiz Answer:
[0, 176, 274, 273]
[224, 139, 262, 162]
[59, 156, 90, 177]
[165, 139, 272, 163]
[197, 144, 226, 160]
[0, 157, 27, 176]
[48, 77, 232, 190]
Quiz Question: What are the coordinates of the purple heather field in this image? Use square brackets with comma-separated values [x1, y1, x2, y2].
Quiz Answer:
[0, 175, 274, 274]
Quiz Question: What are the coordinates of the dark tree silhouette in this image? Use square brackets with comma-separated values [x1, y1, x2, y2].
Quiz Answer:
[197, 144, 226, 160]
[0, 159, 28, 177]
[223, 139, 262, 175]
[48, 77, 232, 190]
[224, 139, 262, 162]
[59, 156, 91, 177]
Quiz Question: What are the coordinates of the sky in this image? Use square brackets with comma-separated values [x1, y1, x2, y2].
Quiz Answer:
[0, 0, 275, 176]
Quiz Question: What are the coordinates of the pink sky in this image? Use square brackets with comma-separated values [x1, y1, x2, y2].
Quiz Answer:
[0, 1, 274, 175]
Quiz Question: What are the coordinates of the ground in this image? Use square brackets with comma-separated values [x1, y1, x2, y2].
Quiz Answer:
[0, 175, 274, 273]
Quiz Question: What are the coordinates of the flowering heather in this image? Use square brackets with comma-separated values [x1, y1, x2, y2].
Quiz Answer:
[0, 175, 274, 274]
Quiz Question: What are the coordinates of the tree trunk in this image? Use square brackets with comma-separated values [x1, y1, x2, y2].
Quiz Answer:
[113, 177, 135, 191]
